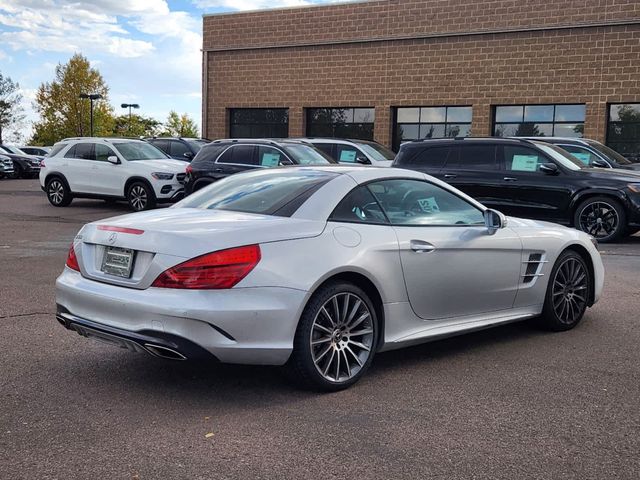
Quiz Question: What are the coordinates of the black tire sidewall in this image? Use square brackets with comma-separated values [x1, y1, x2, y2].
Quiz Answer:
[127, 182, 156, 211]
[289, 281, 379, 392]
[46, 177, 72, 207]
[573, 196, 626, 242]
[540, 250, 591, 331]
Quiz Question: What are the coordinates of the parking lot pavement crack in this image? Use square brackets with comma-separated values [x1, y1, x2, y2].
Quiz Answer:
[0, 311, 55, 320]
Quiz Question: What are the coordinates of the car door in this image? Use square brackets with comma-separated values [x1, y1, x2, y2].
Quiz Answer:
[367, 178, 522, 320]
[214, 145, 258, 179]
[63, 143, 95, 193]
[439, 143, 504, 207]
[91, 143, 125, 196]
[493, 144, 574, 222]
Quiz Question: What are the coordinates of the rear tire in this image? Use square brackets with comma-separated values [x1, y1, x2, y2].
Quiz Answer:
[539, 250, 591, 331]
[287, 281, 379, 391]
[46, 177, 72, 207]
[12, 163, 23, 179]
[573, 196, 626, 243]
[127, 181, 156, 211]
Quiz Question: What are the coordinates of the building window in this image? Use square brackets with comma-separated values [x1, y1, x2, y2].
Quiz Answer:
[493, 104, 585, 138]
[607, 104, 640, 160]
[229, 108, 288, 138]
[394, 106, 472, 151]
[306, 108, 375, 140]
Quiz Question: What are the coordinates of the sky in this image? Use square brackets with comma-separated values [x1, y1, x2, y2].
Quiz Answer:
[0, 0, 339, 142]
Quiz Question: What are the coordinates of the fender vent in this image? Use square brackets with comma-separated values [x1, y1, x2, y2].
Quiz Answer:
[522, 253, 547, 284]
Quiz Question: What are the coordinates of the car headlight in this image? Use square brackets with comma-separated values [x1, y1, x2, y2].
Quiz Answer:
[151, 172, 174, 180]
[627, 183, 640, 193]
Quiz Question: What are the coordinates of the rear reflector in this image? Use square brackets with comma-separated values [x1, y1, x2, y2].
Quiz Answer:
[66, 243, 80, 271]
[151, 245, 261, 289]
[185, 164, 193, 175]
[97, 225, 144, 235]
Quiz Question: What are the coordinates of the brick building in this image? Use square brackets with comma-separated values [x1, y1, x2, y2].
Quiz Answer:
[202, 0, 640, 156]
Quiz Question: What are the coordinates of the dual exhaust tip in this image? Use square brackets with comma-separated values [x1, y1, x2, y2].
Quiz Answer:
[143, 343, 187, 361]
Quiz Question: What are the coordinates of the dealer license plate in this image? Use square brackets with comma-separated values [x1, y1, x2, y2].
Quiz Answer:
[101, 246, 135, 278]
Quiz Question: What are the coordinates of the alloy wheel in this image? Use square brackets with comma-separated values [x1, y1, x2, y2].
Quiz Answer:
[310, 292, 374, 383]
[48, 180, 64, 205]
[130, 185, 148, 211]
[578, 201, 618, 239]
[552, 257, 588, 325]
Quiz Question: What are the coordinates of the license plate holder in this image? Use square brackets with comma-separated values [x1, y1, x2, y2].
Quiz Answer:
[101, 246, 135, 278]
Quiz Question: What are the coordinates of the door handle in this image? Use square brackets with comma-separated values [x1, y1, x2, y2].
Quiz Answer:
[410, 240, 436, 253]
[503, 176, 518, 181]
[443, 174, 457, 179]
[213, 168, 223, 173]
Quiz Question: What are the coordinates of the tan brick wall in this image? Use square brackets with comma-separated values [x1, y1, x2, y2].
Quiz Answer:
[202, 1, 640, 147]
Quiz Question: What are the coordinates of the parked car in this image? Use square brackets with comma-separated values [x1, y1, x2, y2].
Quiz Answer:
[392, 137, 640, 242]
[521, 137, 640, 171]
[0, 145, 42, 178]
[184, 138, 336, 195]
[40, 137, 188, 211]
[19, 146, 51, 156]
[297, 138, 395, 166]
[145, 137, 209, 161]
[0, 154, 14, 178]
[54, 166, 603, 391]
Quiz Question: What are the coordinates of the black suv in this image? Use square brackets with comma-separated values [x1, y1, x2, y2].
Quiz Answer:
[0, 145, 42, 178]
[184, 139, 336, 195]
[521, 137, 640, 171]
[145, 137, 209, 161]
[393, 137, 640, 242]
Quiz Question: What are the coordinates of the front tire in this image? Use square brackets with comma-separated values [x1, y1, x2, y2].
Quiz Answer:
[127, 181, 156, 211]
[45, 177, 72, 207]
[539, 250, 591, 331]
[288, 281, 379, 391]
[574, 196, 626, 243]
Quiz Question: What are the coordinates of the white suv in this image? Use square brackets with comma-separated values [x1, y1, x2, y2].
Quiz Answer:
[297, 138, 396, 166]
[40, 138, 187, 211]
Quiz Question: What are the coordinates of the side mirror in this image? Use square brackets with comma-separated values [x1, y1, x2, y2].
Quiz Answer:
[106, 155, 120, 164]
[183, 152, 194, 160]
[539, 163, 559, 175]
[355, 156, 371, 165]
[591, 159, 609, 168]
[484, 209, 507, 234]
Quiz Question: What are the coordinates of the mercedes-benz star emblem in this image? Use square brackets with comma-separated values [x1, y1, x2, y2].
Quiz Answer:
[107, 232, 117, 244]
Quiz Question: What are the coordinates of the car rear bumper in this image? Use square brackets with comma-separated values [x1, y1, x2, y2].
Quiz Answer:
[55, 268, 308, 365]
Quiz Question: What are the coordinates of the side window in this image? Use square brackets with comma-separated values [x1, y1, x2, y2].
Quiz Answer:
[49, 144, 67, 157]
[313, 143, 335, 158]
[66, 143, 94, 160]
[217, 145, 256, 165]
[367, 179, 484, 226]
[257, 146, 285, 167]
[455, 145, 497, 170]
[63, 145, 77, 158]
[336, 145, 365, 163]
[95, 144, 116, 162]
[560, 145, 601, 166]
[404, 146, 451, 169]
[170, 141, 190, 158]
[503, 146, 547, 172]
[330, 186, 388, 224]
[152, 140, 169, 154]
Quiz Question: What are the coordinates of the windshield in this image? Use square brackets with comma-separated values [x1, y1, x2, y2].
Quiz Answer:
[355, 141, 396, 161]
[586, 140, 633, 165]
[535, 143, 584, 171]
[114, 141, 168, 161]
[176, 169, 338, 215]
[186, 139, 209, 153]
[284, 144, 334, 165]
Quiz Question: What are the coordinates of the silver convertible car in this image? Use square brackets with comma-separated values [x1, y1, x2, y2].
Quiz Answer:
[55, 166, 604, 390]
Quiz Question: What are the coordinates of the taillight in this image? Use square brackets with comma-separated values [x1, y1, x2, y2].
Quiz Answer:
[66, 243, 80, 271]
[151, 245, 261, 289]
[40, 159, 46, 168]
[185, 164, 193, 175]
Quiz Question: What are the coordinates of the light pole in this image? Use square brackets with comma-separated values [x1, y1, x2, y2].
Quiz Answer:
[121, 103, 140, 135]
[79, 93, 103, 136]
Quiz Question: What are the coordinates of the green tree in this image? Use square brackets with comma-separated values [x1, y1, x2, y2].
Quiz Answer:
[161, 110, 199, 137]
[112, 113, 161, 137]
[0, 72, 26, 144]
[31, 53, 114, 145]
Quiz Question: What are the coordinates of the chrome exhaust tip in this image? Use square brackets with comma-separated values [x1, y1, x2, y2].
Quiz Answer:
[144, 343, 187, 361]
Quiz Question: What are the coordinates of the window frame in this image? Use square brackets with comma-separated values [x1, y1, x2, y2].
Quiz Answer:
[606, 103, 640, 159]
[492, 104, 585, 138]
[215, 144, 291, 168]
[306, 107, 375, 141]
[393, 105, 473, 151]
[329, 177, 486, 228]
[229, 108, 289, 139]
[497, 144, 557, 174]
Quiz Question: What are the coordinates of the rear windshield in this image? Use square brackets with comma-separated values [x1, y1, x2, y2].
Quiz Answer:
[114, 141, 168, 161]
[186, 139, 209, 153]
[176, 169, 338, 215]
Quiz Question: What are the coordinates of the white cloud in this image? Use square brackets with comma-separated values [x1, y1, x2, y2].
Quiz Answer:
[194, 0, 311, 10]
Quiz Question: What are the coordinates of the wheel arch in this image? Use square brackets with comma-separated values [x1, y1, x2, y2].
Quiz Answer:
[569, 190, 629, 225]
[124, 176, 155, 198]
[303, 270, 386, 351]
[561, 244, 596, 307]
[44, 172, 70, 190]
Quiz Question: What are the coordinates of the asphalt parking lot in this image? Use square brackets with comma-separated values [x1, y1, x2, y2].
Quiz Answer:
[1, 178, 639, 479]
